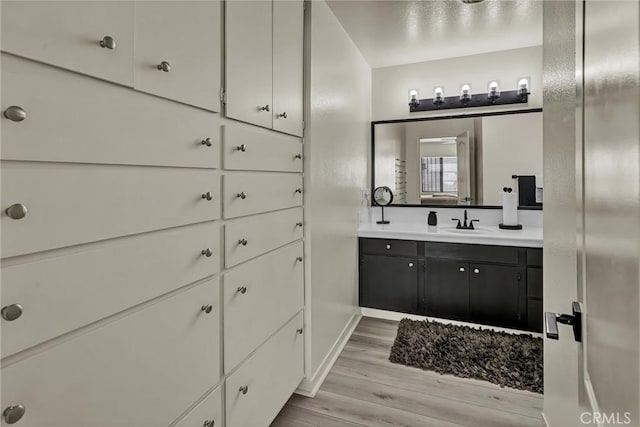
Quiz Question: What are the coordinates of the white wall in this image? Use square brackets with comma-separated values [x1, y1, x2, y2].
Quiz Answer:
[301, 0, 371, 392]
[482, 112, 543, 205]
[372, 46, 542, 121]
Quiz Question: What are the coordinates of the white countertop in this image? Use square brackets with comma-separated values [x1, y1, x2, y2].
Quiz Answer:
[358, 222, 543, 248]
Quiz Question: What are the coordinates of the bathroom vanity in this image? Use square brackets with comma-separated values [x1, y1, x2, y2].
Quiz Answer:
[358, 221, 543, 332]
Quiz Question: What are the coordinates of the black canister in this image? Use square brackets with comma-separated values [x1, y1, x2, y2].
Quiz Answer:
[428, 211, 437, 226]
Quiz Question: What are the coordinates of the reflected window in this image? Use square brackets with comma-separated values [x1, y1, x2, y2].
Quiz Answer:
[421, 156, 458, 193]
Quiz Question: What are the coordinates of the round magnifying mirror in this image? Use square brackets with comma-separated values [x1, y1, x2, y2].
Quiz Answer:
[373, 186, 393, 224]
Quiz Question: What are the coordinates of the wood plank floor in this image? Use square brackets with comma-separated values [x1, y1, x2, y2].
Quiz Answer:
[272, 316, 544, 427]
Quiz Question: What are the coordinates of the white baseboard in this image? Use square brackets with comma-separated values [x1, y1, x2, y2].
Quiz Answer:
[295, 311, 362, 398]
[360, 307, 543, 338]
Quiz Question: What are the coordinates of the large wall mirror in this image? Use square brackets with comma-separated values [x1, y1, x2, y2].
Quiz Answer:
[372, 110, 543, 209]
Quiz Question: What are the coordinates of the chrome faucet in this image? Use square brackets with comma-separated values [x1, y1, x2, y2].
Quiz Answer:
[452, 209, 479, 230]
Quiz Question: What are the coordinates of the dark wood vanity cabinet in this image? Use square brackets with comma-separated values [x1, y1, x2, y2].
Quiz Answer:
[359, 238, 543, 332]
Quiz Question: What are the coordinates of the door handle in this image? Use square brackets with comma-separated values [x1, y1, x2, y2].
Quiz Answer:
[545, 301, 582, 342]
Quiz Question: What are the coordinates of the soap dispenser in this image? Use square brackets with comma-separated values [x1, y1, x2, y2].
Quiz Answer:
[428, 211, 437, 231]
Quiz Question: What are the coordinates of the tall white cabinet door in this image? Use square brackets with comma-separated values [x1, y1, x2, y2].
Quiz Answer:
[226, 1, 273, 129]
[134, 1, 221, 112]
[1, 1, 134, 86]
[272, 0, 304, 137]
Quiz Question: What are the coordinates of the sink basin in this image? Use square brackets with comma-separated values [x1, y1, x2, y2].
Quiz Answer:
[440, 226, 496, 235]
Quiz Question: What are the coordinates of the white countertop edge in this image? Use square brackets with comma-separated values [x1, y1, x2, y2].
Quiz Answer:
[358, 227, 543, 248]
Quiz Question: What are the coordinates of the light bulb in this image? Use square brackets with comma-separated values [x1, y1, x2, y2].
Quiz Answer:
[459, 83, 472, 104]
[487, 80, 500, 101]
[433, 86, 445, 106]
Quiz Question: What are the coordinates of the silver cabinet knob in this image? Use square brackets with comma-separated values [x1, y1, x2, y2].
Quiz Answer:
[203, 420, 215, 427]
[99, 35, 116, 49]
[474, 268, 480, 274]
[236, 144, 246, 152]
[201, 304, 213, 314]
[459, 267, 465, 272]
[201, 137, 213, 147]
[157, 61, 171, 72]
[278, 112, 288, 119]
[5, 204, 27, 220]
[3, 405, 25, 424]
[296, 222, 303, 227]
[236, 192, 247, 199]
[201, 192, 213, 201]
[239, 385, 249, 395]
[259, 105, 270, 112]
[294, 153, 302, 159]
[238, 239, 248, 246]
[408, 262, 414, 267]
[297, 328, 303, 334]
[295, 188, 303, 194]
[4, 106, 26, 122]
[201, 248, 213, 258]
[386, 244, 391, 249]
[296, 256, 303, 262]
[1, 304, 23, 322]
[237, 286, 247, 294]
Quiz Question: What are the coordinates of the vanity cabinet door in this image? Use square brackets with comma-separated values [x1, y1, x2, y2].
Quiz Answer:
[469, 264, 522, 328]
[424, 259, 470, 321]
[360, 255, 418, 314]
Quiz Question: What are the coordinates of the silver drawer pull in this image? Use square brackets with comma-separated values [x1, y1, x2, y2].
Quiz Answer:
[201, 137, 213, 147]
[278, 112, 288, 119]
[259, 105, 270, 112]
[237, 286, 247, 294]
[157, 61, 171, 72]
[294, 153, 302, 159]
[239, 385, 249, 395]
[238, 239, 248, 246]
[201, 304, 213, 314]
[203, 420, 215, 427]
[296, 222, 303, 227]
[201, 192, 213, 201]
[295, 188, 303, 194]
[296, 256, 303, 262]
[473, 268, 480, 274]
[99, 35, 116, 49]
[3, 405, 26, 424]
[236, 192, 247, 199]
[297, 328, 304, 334]
[201, 248, 213, 258]
[459, 267, 465, 272]
[4, 106, 26, 122]
[236, 144, 246, 152]
[386, 244, 391, 249]
[5, 203, 27, 220]
[1, 304, 23, 322]
[408, 262, 414, 268]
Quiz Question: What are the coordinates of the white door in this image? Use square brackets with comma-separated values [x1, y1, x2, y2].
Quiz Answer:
[226, 0, 273, 129]
[273, 0, 304, 137]
[455, 131, 472, 204]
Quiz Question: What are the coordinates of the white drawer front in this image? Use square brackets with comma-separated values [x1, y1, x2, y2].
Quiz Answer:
[223, 173, 303, 219]
[223, 242, 304, 372]
[1, 162, 220, 258]
[224, 207, 303, 268]
[1, 54, 220, 169]
[1, 222, 220, 358]
[134, 1, 221, 112]
[1, 278, 221, 427]
[1, 1, 134, 86]
[225, 311, 304, 427]
[223, 124, 302, 172]
[173, 386, 222, 427]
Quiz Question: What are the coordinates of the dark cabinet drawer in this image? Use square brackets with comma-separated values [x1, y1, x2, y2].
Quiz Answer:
[526, 248, 543, 266]
[424, 242, 520, 265]
[527, 299, 543, 332]
[360, 238, 418, 257]
[360, 254, 418, 314]
[527, 267, 543, 298]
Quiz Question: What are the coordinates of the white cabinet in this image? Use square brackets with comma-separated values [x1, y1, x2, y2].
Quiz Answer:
[226, 0, 303, 137]
[273, 0, 304, 137]
[222, 173, 303, 219]
[1, 1, 134, 86]
[173, 386, 222, 427]
[134, 1, 222, 112]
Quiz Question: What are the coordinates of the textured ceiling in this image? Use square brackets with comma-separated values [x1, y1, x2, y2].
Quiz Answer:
[325, 0, 543, 68]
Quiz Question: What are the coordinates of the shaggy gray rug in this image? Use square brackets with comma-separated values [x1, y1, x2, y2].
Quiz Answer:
[389, 319, 543, 393]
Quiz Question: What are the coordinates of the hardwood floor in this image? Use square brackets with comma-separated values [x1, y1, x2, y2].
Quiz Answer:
[272, 316, 544, 427]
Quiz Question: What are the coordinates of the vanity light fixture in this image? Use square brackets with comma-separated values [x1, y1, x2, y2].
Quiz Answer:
[487, 80, 500, 103]
[408, 89, 420, 110]
[459, 83, 472, 106]
[433, 86, 445, 107]
[517, 77, 530, 101]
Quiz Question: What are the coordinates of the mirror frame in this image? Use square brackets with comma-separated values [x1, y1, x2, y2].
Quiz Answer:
[371, 108, 543, 209]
